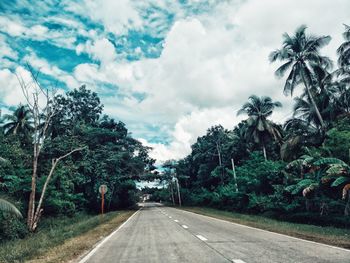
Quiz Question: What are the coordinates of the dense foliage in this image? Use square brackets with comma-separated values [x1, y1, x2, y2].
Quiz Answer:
[152, 25, 350, 227]
[0, 86, 153, 239]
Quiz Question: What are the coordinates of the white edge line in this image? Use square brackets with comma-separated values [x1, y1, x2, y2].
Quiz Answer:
[174, 219, 179, 222]
[177, 208, 350, 253]
[182, 225, 188, 229]
[79, 209, 141, 263]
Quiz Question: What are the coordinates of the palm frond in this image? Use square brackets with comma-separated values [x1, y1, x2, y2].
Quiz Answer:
[0, 199, 22, 218]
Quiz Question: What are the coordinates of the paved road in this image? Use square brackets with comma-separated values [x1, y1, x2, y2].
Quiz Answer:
[80, 203, 350, 263]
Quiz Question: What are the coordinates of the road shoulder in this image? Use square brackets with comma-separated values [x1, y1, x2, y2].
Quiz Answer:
[26, 210, 135, 263]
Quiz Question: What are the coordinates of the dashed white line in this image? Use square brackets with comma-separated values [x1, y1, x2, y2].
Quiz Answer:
[169, 216, 172, 219]
[232, 260, 246, 263]
[182, 225, 189, 229]
[174, 220, 179, 222]
[196, 235, 207, 241]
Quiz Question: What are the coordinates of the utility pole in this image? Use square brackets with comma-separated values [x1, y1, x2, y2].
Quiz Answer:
[169, 181, 175, 205]
[175, 177, 182, 207]
[231, 158, 238, 193]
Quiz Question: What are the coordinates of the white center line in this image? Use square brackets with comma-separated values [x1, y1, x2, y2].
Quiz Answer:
[169, 216, 172, 219]
[182, 225, 189, 229]
[196, 235, 208, 241]
[174, 220, 179, 222]
[232, 260, 246, 263]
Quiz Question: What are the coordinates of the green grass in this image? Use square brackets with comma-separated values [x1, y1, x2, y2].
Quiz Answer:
[181, 207, 350, 249]
[0, 211, 132, 262]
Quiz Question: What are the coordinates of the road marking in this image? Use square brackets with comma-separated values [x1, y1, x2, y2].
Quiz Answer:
[232, 260, 246, 263]
[182, 225, 189, 229]
[79, 209, 140, 263]
[196, 234, 208, 241]
[178, 209, 350, 253]
[174, 220, 179, 222]
[169, 216, 172, 219]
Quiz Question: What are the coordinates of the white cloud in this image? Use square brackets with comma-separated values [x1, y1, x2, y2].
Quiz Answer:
[3, 0, 350, 164]
[124, 0, 350, 161]
[76, 38, 117, 64]
[80, 0, 143, 35]
[0, 35, 18, 61]
[23, 53, 80, 89]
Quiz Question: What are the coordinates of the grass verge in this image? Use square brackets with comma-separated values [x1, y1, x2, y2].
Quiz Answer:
[0, 210, 135, 263]
[180, 207, 350, 249]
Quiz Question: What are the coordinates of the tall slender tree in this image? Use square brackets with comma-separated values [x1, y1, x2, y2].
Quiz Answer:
[269, 25, 332, 129]
[237, 95, 282, 160]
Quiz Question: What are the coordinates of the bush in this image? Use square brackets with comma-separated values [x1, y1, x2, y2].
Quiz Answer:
[0, 214, 28, 242]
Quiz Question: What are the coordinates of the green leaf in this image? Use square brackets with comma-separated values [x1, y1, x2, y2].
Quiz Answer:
[331, 176, 350, 187]
[0, 199, 22, 218]
[314, 158, 347, 166]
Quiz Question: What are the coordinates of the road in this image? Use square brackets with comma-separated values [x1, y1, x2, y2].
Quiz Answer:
[79, 203, 350, 263]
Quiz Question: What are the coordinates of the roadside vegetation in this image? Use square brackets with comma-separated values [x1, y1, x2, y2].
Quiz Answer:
[0, 211, 134, 262]
[150, 25, 350, 231]
[0, 82, 154, 248]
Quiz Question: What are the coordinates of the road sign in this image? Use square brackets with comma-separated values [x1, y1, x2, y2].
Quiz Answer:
[99, 184, 108, 194]
[99, 184, 108, 216]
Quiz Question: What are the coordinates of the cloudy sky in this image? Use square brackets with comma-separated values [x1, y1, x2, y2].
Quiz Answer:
[0, 0, 349, 163]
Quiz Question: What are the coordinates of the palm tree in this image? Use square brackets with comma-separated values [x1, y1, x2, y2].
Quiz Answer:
[3, 105, 33, 136]
[337, 24, 350, 68]
[237, 95, 282, 160]
[269, 25, 332, 129]
[0, 198, 22, 218]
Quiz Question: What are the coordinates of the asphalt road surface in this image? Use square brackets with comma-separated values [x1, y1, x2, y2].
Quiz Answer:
[79, 202, 350, 263]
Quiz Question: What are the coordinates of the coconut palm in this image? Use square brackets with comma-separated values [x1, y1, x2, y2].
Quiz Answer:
[269, 25, 332, 129]
[0, 198, 22, 218]
[3, 105, 33, 136]
[337, 24, 350, 68]
[237, 95, 282, 160]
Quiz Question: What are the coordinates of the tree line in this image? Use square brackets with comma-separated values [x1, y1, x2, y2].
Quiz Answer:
[0, 84, 154, 239]
[152, 25, 350, 226]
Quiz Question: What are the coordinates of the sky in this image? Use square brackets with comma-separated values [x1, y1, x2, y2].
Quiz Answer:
[0, 0, 350, 164]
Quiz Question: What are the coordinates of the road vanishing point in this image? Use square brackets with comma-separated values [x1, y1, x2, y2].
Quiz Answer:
[79, 202, 350, 263]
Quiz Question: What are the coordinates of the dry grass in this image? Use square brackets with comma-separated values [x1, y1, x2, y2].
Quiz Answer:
[26, 211, 134, 263]
[0, 211, 135, 263]
[181, 207, 350, 249]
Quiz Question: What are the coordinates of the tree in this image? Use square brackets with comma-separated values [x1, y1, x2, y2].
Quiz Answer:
[237, 95, 282, 160]
[270, 25, 332, 129]
[337, 24, 350, 68]
[2, 105, 33, 137]
[16, 67, 85, 231]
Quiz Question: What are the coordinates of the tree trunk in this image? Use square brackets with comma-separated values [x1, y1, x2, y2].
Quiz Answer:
[262, 145, 267, 161]
[345, 191, 350, 216]
[216, 143, 224, 184]
[170, 182, 175, 205]
[305, 199, 311, 212]
[302, 73, 325, 129]
[29, 147, 85, 231]
[27, 146, 39, 231]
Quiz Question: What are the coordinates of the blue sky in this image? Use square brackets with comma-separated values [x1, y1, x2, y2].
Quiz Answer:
[1, 0, 350, 163]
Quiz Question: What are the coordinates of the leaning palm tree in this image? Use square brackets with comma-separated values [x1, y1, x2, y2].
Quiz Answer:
[269, 25, 332, 129]
[0, 198, 22, 218]
[3, 105, 33, 136]
[237, 95, 282, 160]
